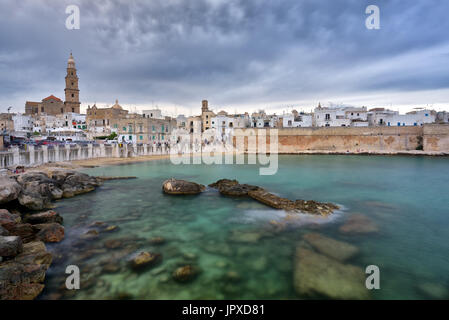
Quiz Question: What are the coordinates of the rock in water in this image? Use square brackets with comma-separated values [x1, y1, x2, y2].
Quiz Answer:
[0, 176, 21, 204]
[339, 214, 379, 235]
[248, 189, 338, 215]
[24, 210, 63, 225]
[0, 241, 52, 300]
[33, 223, 65, 243]
[129, 252, 161, 270]
[172, 265, 199, 282]
[302, 233, 359, 262]
[162, 179, 205, 195]
[209, 179, 262, 196]
[0, 236, 23, 258]
[293, 247, 369, 299]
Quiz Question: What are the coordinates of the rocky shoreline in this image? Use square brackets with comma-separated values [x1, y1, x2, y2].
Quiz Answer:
[0, 169, 104, 300]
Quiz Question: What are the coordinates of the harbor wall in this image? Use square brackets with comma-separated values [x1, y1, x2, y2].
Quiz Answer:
[237, 124, 449, 153]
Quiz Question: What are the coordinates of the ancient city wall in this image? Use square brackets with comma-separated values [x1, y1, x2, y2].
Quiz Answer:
[237, 125, 449, 153]
[423, 124, 449, 151]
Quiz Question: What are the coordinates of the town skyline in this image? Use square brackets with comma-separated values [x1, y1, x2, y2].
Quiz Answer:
[1, 1, 449, 115]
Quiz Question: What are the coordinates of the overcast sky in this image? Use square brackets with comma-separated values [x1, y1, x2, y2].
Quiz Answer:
[1, 0, 448, 116]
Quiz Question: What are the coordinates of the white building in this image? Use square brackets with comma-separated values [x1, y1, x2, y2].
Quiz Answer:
[176, 114, 188, 129]
[314, 105, 368, 127]
[12, 113, 34, 136]
[282, 110, 313, 128]
[187, 116, 202, 134]
[251, 110, 279, 128]
[368, 108, 399, 126]
[142, 109, 164, 119]
[384, 109, 436, 127]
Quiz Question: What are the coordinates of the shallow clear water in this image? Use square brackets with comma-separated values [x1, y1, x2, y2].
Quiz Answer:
[40, 155, 449, 300]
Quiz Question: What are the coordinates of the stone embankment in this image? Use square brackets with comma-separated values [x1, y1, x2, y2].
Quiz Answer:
[0, 169, 103, 300]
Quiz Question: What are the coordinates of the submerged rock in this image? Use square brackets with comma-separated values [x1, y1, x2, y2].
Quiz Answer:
[339, 214, 379, 235]
[33, 223, 65, 243]
[172, 265, 199, 282]
[149, 237, 165, 245]
[417, 282, 449, 300]
[81, 229, 100, 240]
[0, 241, 52, 300]
[294, 247, 369, 300]
[229, 229, 263, 243]
[162, 178, 206, 195]
[129, 252, 161, 270]
[303, 233, 359, 262]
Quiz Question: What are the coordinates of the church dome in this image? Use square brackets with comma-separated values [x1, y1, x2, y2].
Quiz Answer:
[112, 99, 122, 109]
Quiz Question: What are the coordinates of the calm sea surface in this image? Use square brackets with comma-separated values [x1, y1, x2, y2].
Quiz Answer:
[39, 155, 449, 299]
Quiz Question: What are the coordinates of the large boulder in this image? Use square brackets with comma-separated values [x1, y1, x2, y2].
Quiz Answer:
[16, 172, 60, 210]
[209, 179, 262, 196]
[162, 178, 205, 195]
[0, 241, 52, 300]
[302, 233, 359, 262]
[33, 223, 65, 243]
[0, 236, 23, 258]
[7, 223, 36, 243]
[23, 210, 63, 225]
[0, 209, 21, 231]
[0, 176, 21, 204]
[294, 247, 369, 299]
[61, 172, 101, 198]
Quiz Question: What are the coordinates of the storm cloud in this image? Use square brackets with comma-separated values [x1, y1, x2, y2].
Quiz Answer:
[1, 0, 448, 115]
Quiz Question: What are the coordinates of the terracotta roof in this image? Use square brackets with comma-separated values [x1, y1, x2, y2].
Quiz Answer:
[42, 95, 62, 102]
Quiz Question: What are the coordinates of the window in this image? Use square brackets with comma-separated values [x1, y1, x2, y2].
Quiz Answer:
[397, 122, 401, 126]
[161, 125, 164, 132]
[139, 135, 143, 140]
[72, 94, 74, 98]
[114, 124, 118, 128]
[152, 125, 155, 132]
[152, 136, 155, 140]
[325, 114, 330, 120]
[123, 127, 127, 131]
[41, 107, 44, 112]
[161, 134, 164, 140]
[425, 113, 429, 117]
[61, 108, 63, 113]
[129, 136, 132, 140]
[72, 108, 75, 112]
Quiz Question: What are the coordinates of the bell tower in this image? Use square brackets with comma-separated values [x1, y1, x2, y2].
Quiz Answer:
[64, 53, 80, 113]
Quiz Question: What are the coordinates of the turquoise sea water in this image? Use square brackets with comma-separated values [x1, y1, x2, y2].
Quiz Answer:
[39, 155, 449, 300]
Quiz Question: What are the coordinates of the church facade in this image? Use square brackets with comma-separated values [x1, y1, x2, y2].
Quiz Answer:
[25, 53, 81, 115]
